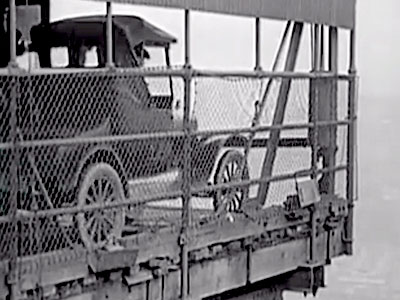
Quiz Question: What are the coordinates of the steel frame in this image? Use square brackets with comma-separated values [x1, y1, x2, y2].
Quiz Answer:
[1, 1, 358, 299]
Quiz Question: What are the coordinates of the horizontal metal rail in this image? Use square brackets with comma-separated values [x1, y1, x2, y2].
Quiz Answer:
[196, 120, 351, 138]
[190, 164, 347, 195]
[0, 120, 351, 150]
[0, 67, 355, 80]
[0, 165, 346, 222]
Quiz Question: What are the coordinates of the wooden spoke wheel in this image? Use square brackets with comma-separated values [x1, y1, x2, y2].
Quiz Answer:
[213, 150, 250, 213]
[76, 163, 125, 251]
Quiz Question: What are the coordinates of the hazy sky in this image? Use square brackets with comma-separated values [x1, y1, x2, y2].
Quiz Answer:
[49, 0, 399, 98]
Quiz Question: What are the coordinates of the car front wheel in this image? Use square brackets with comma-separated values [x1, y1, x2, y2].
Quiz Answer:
[76, 163, 125, 251]
[213, 150, 250, 214]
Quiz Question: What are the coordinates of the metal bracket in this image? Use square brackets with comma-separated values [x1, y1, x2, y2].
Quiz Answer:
[324, 216, 341, 230]
[88, 248, 138, 274]
[141, 257, 178, 278]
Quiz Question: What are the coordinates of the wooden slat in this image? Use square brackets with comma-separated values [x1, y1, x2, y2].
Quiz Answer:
[89, 0, 356, 29]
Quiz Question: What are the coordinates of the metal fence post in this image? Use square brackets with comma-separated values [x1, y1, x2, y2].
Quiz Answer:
[180, 9, 192, 300]
[8, 74, 20, 300]
[106, 1, 114, 68]
[7, 1, 20, 297]
[344, 29, 357, 255]
[9, 0, 17, 66]
[310, 23, 321, 178]
[254, 17, 261, 71]
[308, 24, 321, 264]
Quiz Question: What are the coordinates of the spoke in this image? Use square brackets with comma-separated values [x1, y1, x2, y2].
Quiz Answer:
[232, 161, 237, 176]
[227, 163, 233, 178]
[233, 194, 241, 211]
[227, 199, 233, 212]
[223, 170, 231, 183]
[89, 181, 99, 203]
[85, 215, 96, 231]
[97, 178, 105, 199]
[105, 192, 117, 204]
[97, 218, 102, 243]
[103, 216, 113, 234]
[103, 214, 114, 228]
[234, 166, 242, 179]
[85, 194, 96, 205]
[221, 193, 229, 205]
[98, 179, 105, 201]
[230, 161, 236, 177]
[90, 220, 99, 241]
[103, 180, 113, 200]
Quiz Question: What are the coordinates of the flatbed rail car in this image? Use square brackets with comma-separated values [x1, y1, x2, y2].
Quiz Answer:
[0, 0, 357, 299]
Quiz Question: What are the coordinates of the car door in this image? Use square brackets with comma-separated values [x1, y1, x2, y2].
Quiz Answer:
[111, 75, 175, 179]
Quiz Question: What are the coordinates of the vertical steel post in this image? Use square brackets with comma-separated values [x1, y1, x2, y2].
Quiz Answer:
[310, 24, 321, 177]
[309, 24, 321, 264]
[255, 17, 261, 71]
[106, 2, 114, 67]
[184, 10, 190, 68]
[9, 76, 19, 300]
[180, 9, 191, 300]
[313, 24, 321, 72]
[9, 0, 17, 66]
[345, 28, 357, 255]
[165, 46, 175, 100]
[320, 25, 325, 70]
[328, 26, 338, 195]
[328, 27, 338, 72]
[8, 3, 19, 296]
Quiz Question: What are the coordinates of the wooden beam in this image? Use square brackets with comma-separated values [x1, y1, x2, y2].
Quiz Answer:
[256, 22, 304, 206]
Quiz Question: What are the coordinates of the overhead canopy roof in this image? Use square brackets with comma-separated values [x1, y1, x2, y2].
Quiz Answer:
[30, 15, 177, 48]
[89, 0, 356, 29]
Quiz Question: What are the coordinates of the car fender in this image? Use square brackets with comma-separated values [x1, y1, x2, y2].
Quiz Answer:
[193, 134, 248, 183]
[71, 145, 129, 197]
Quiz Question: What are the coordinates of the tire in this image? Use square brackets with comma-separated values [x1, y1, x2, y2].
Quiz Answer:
[213, 150, 250, 213]
[76, 163, 125, 251]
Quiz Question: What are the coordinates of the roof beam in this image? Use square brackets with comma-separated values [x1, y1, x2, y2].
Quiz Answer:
[89, 0, 356, 29]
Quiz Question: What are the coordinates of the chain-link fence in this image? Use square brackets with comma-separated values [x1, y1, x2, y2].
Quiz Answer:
[0, 68, 355, 292]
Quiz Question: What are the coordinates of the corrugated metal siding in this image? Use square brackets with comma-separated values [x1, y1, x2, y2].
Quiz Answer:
[88, 0, 356, 29]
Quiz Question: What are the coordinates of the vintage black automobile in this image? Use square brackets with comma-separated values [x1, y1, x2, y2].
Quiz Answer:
[0, 15, 250, 251]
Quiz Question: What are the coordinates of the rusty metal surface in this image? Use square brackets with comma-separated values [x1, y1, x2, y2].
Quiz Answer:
[89, 0, 356, 29]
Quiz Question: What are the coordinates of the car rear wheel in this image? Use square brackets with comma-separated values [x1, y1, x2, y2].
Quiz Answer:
[76, 163, 125, 251]
[213, 150, 250, 213]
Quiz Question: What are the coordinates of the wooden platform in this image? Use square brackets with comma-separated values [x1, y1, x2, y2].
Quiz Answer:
[0, 194, 349, 300]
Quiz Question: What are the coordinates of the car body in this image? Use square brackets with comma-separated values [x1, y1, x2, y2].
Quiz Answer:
[0, 15, 226, 210]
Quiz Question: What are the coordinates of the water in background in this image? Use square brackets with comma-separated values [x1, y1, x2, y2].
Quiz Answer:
[286, 95, 400, 299]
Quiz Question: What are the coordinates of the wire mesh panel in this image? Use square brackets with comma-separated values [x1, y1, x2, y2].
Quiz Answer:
[190, 74, 352, 219]
[0, 70, 191, 262]
[0, 68, 354, 297]
[193, 77, 261, 131]
[0, 75, 16, 261]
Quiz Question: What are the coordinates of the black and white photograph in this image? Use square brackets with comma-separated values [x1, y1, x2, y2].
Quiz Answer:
[0, 0, 398, 299]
